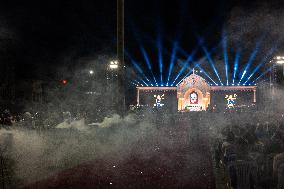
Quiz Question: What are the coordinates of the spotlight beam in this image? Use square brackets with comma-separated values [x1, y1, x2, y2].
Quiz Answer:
[195, 65, 218, 85]
[140, 33, 202, 86]
[222, 31, 229, 85]
[130, 26, 158, 86]
[175, 42, 221, 86]
[166, 41, 178, 86]
[177, 63, 217, 86]
[239, 36, 265, 84]
[125, 51, 152, 86]
[177, 41, 201, 62]
[157, 35, 163, 86]
[171, 62, 189, 86]
[251, 66, 272, 84]
[201, 44, 223, 85]
[126, 67, 144, 84]
[232, 48, 241, 85]
[243, 44, 278, 84]
[140, 47, 158, 85]
[169, 43, 202, 86]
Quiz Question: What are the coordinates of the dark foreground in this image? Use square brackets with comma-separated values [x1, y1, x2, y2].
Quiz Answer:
[22, 121, 215, 189]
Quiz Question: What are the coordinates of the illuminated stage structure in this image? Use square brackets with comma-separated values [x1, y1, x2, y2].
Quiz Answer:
[136, 73, 257, 112]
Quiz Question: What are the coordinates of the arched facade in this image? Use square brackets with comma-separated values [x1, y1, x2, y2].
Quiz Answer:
[177, 73, 210, 111]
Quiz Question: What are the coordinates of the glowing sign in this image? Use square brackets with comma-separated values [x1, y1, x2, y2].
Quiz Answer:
[154, 94, 165, 107]
[225, 94, 237, 108]
[189, 91, 198, 104]
[185, 105, 202, 111]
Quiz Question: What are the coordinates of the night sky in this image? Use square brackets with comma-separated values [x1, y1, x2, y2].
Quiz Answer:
[0, 0, 283, 83]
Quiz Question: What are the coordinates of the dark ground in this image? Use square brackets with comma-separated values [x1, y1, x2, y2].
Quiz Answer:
[22, 120, 215, 189]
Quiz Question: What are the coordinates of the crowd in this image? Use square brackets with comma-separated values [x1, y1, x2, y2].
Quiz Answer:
[213, 121, 284, 189]
[0, 108, 122, 129]
[0, 109, 88, 129]
[2, 107, 284, 188]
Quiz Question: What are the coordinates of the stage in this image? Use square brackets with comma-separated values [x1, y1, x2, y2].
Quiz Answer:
[136, 73, 257, 112]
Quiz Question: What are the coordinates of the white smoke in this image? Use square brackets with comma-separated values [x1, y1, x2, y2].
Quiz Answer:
[0, 113, 155, 186]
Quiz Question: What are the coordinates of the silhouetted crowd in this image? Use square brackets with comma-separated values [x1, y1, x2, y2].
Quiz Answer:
[0, 109, 86, 129]
[214, 121, 284, 189]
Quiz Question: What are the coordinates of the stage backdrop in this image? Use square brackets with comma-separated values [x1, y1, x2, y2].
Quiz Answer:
[137, 87, 177, 112]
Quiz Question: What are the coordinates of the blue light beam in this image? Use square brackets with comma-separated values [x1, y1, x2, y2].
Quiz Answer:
[251, 66, 272, 84]
[171, 62, 189, 86]
[175, 42, 221, 86]
[222, 31, 229, 85]
[170, 43, 202, 86]
[195, 65, 218, 85]
[239, 36, 265, 84]
[166, 42, 178, 86]
[157, 36, 163, 86]
[201, 45, 223, 85]
[233, 48, 241, 85]
[125, 51, 152, 86]
[140, 47, 158, 85]
[243, 44, 278, 85]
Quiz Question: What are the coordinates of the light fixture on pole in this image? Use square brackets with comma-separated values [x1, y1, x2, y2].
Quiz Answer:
[276, 56, 284, 77]
[109, 60, 119, 69]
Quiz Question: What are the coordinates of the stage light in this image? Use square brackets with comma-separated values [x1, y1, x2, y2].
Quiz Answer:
[277, 60, 284, 64]
[89, 70, 94, 75]
[109, 60, 119, 69]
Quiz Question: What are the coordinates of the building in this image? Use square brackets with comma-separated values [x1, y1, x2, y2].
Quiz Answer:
[136, 73, 257, 112]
